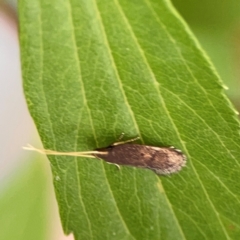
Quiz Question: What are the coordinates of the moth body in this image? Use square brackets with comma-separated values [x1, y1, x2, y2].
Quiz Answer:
[95, 143, 186, 175]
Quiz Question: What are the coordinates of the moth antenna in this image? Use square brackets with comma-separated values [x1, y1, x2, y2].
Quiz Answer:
[23, 144, 108, 158]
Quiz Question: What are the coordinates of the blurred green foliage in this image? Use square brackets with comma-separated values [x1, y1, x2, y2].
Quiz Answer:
[0, 159, 49, 240]
[173, 0, 240, 104]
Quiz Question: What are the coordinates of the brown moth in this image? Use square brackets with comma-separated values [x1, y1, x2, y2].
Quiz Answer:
[24, 135, 186, 175]
[95, 144, 186, 175]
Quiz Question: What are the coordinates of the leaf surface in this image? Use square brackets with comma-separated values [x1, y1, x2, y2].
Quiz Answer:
[19, 0, 240, 239]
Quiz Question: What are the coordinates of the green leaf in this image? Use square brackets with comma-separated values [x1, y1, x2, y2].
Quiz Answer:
[19, 0, 240, 239]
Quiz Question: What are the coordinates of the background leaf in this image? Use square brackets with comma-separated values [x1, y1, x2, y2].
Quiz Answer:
[0, 160, 49, 240]
[172, 0, 240, 101]
[19, 0, 240, 239]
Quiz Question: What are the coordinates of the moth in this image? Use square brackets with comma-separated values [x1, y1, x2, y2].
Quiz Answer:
[24, 135, 186, 175]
